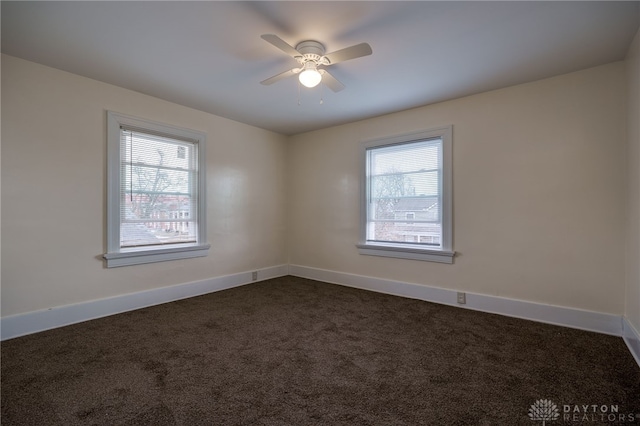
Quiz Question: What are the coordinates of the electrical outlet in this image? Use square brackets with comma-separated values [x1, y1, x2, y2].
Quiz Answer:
[457, 292, 466, 304]
[252, 271, 258, 281]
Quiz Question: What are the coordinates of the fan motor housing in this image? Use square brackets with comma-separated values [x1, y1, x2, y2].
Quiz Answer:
[295, 40, 325, 62]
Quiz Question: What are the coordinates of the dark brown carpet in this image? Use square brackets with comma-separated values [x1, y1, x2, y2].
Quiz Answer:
[2, 276, 639, 425]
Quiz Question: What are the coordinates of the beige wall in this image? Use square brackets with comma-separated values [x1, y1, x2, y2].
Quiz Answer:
[1, 51, 634, 320]
[626, 28, 640, 332]
[289, 62, 628, 314]
[1, 54, 288, 317]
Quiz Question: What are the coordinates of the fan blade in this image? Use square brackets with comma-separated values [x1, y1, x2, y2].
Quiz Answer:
[260, 69, 298, 86]
[323, 43, 372, 65]
[261, 34, 300, 58]
[321, 70, 345, 92]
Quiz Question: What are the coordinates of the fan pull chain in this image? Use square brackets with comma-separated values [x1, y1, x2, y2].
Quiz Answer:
[297, 80, 301, 106]
[320, 83, 324, 105]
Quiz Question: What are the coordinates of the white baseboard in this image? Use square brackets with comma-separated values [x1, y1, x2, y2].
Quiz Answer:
[623, 317, 640, 368]
[4, 263, 633, 368]
[289, 265, 623, 337]
[0, 264, 289, 341]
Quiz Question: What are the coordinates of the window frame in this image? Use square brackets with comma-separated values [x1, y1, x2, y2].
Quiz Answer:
[357, 126, 455, 264]
[104, 111, 209, 268]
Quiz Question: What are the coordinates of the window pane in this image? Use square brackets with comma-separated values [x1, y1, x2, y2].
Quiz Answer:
[370, 196, 440, 222]
[371, 170, 439, 200]
[368, 221, 442, 246]
[120, 129, 197, 248]
[367, 138, 442, 247]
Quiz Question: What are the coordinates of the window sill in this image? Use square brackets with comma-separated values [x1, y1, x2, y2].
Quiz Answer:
[356, 242, 455, 264]
[103, 244, 210, 268]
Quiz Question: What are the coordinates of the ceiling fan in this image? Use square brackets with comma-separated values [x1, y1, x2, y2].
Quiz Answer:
[260, 34, 372, 92]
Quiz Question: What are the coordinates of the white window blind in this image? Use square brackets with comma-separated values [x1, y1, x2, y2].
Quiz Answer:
[366, 138, 443, 247]
[119, 127, 199, 248]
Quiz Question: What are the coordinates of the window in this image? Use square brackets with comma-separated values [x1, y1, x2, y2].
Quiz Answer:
[104, 111, 209, 267]
[357, 126, 454, 263]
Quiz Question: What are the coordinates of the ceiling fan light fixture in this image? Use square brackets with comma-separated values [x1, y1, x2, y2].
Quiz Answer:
[298, 64, 322, 88]
[260, 34, 372, 93]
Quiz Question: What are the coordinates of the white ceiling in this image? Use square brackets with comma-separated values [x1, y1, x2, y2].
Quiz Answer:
[2, 1, 639, 135]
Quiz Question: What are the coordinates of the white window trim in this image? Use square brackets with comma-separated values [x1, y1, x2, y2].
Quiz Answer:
[357, 126, 455, 264]
[104, 111, 209, 268]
